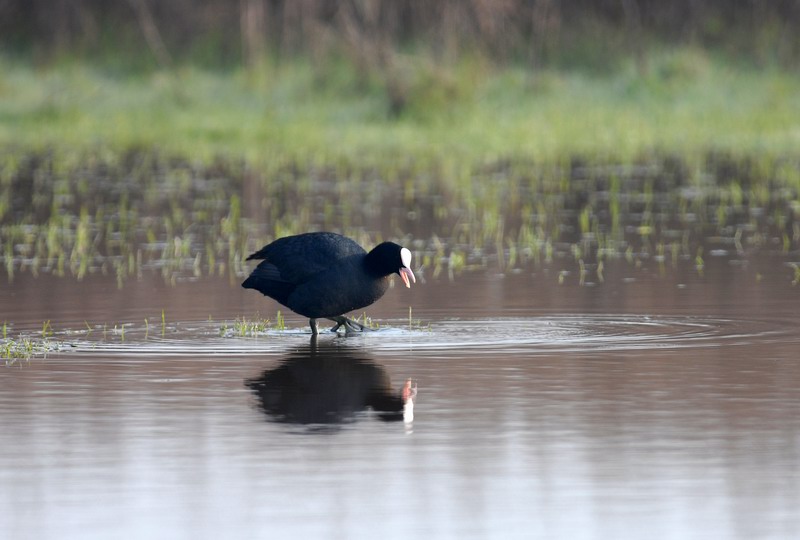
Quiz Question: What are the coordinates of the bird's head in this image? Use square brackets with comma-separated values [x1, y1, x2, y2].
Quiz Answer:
[367, 242, 416, 287]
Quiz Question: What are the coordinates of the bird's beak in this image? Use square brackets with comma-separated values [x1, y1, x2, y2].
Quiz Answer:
[399, 267, 416, 288]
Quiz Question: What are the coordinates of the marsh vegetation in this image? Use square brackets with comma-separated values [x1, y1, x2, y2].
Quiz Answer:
[3, 4, 800, 537]
[2, 149, 798, 288]
[2, 2, 798, 296]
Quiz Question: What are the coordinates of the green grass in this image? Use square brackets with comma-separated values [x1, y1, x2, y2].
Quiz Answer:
[1, 48, 799, 165]
[407, 307, 431, 332]
[2, 337, 40, 362]
[354, 312, 379, 330]
[1, 328, 64, 363]
[217, 311, 398, 336]
[1, 48, 799, 287]
[220, 315, 275, 337]
[275, 311, 286, 332]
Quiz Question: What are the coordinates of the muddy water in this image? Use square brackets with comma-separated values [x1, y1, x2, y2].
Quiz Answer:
[2, 256, 800, 540]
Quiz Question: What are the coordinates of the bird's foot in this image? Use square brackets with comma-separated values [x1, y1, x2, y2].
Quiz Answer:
[327, 316, 372, 335]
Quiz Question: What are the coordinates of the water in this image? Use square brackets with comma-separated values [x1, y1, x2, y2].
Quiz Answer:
[2, 256, 800, 540]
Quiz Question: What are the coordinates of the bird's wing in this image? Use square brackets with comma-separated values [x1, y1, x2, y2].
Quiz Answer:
[245, 232, 366, 284]
[241, 260, 295, 305]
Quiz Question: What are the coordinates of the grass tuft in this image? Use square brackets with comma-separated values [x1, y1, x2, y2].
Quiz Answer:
[275, 310, 285, 332]
[1, 325, 66, 363]
[407, 306, 430, 332]
[220, 316, 273, 337]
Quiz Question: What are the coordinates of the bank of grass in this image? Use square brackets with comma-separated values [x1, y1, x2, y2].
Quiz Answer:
[1, 48, 798, 166]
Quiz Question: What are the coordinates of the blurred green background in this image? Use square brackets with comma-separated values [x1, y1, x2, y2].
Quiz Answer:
[1, 0, 799, 163]
[1, 1, 799, 287]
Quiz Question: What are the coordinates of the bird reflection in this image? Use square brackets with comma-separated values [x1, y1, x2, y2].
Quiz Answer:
[245, 340, 416, 430]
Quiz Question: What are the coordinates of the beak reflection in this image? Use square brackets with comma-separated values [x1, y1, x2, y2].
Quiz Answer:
[246, 342, 416, 431]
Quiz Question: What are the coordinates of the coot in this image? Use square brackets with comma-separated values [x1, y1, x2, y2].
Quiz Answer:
[242, 232, 415, 335]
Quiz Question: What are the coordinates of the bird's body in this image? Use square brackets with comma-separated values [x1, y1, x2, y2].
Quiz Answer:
[242, 232, 415, 334]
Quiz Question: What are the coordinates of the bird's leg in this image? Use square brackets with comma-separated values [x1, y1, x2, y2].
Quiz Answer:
[309, 318, 319, 336]
[328, 316, 346, 333]
[327, 316, 372, 334]
[344, 318, 368, 332]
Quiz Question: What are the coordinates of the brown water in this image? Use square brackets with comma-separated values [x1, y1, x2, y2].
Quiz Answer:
[2, 254, 800, 540]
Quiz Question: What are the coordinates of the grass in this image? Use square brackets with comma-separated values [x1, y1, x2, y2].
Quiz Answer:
[2, 146, 798, 286]
[1, 48, 799, 165]
[216, 310, 416, 336]
[1, 48, 799, 287]
[407, 307, 431, 332]
[1, 337, 48, 363]
[0, 309, 422, 360]
[355, 312, 379, 330]
[275, 310, 286, 332]
[220, 315, 274, 337]
[1, 321, 66, 362]
[1, 310, 415, 356]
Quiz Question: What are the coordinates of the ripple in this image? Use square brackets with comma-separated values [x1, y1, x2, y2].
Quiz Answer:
[61, 314, 799, 358]
[374, 315, 797, 355]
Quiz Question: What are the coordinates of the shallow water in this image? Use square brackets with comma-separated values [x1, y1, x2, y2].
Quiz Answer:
[2, 258, 800, 539]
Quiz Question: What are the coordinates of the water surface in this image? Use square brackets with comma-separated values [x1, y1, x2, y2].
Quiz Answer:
[2, 258, 799, 539]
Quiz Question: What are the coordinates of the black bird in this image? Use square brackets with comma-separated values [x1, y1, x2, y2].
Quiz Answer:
[242, 232, 415, 335]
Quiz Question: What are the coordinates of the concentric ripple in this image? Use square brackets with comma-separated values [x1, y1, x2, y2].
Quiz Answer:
[375, 315, 796, 355]
[62, 314, 798, 357]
